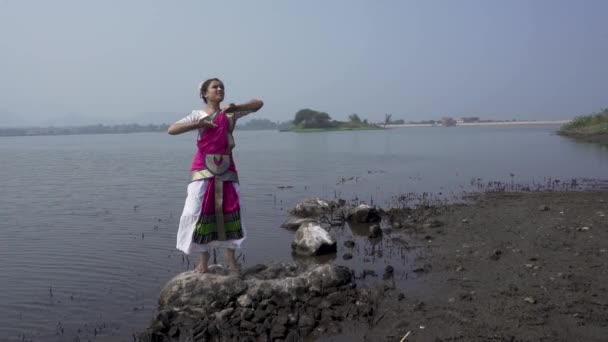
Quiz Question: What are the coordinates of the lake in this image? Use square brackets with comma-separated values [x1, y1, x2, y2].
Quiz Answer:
[1, 125, 607, 341]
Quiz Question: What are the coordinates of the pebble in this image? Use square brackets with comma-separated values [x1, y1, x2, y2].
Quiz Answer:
[237, 294, 252, 307]
[489, 249, 502, 261]
[383, 265, 394, 280]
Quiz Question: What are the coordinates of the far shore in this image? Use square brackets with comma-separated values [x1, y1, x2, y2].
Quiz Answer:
[284, 126, 383, 133]
[387, 119, 572, 128]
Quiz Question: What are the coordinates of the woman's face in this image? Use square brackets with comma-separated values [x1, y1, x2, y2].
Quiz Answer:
[204, 80, 225, 103]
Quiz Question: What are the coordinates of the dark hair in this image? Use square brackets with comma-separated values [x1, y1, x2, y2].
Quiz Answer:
[199, 78, 223, 103]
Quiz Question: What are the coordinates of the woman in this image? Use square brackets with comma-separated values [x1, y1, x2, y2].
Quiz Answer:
[168, 78, 263, 273]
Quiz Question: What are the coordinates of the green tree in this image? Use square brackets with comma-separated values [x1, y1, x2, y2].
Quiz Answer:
[293, 109, 333, 128]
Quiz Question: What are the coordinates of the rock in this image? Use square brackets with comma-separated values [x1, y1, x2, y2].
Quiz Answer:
[343, 240, 355, 248]
[270, 324, 287, 340]
[326, 292, 347, 306]
[423, 219, 444, 228]
[342, 253, 353, 260]
[240, 308, 254, 321]
[368, 224, 382, 239]
[319, 300, 332, 309]
[289, 198, 331, 217]
[489, 249, 502, 261]
[459, 292, 473, 301]
[240, 264, 267, 277]
[213, 308, 234, 321]
[281, 217, 317, 231]
[461, 218, 469, 223]
[538, 205, 550, 211]
[146, 263, 359, 341]
[240, 320, 256, 331]
[347, 204, 381, 223]
[291, 222, 337, 256]
[524, 297, 537, 304]
[307, 264, 353, 292]
[412, 264, 432, 274]
[237, 294, 253, 307]
[397, 293, 405, 301]
[456, 266, 465, 272]
[383, 265, 394, 280]
[287, 313, 298, 325]
[298, 314, 315, 334]
[252, 308, 266, 323]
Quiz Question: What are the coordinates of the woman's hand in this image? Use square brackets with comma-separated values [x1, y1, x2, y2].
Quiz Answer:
[197, 117, 217, 129]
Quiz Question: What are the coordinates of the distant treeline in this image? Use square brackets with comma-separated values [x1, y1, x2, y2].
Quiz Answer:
[0, 123, 170, 137]
[0, 120, 296, 137]
[236, 118, 293, 131]
[287, 109, 379, 131]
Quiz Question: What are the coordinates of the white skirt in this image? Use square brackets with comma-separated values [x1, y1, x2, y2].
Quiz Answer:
[176, 180, 247, 254]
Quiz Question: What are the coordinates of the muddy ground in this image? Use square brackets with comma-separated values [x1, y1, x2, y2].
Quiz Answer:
[333, 191, 608, 342]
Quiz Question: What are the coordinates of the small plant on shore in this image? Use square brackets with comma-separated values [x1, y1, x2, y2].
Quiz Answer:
[560, 108, 608, 135]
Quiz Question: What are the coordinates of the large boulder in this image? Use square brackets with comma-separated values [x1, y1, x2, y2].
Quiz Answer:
[140, 263, 365, 342]
[291, 222, 337, 256]
[347, 204, 381, 223]
[280, 217, 317, 230]
[158, 263, 352, 311]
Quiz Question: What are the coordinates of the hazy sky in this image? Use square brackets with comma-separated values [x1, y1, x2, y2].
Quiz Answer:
[1, 0, 607, 126]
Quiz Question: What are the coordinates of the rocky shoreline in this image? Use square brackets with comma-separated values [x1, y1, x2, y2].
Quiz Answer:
[140, 189, 608, 342]
[138, 263, 388, 342]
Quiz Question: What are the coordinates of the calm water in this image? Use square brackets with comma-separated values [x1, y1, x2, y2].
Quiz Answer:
[1, 125, 607, 341]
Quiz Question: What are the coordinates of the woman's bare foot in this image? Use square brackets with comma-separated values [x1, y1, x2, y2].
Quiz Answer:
[197, 251, 210, 273]
[228, 262, 239, 274]
[226, 248, 239, 274]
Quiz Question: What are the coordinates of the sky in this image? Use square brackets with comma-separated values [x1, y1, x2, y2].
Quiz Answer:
[0, 0, 607, 127]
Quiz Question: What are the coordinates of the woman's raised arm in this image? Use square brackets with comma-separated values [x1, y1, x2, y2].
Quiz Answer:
[225, 99, 264, 119]
[168, 115, 217, 135]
